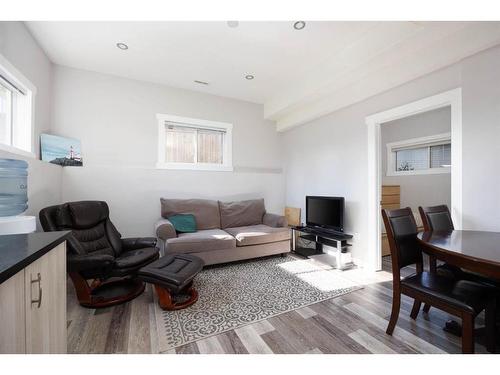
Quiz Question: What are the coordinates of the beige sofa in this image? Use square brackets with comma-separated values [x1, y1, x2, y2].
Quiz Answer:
[155, 198, 290, 265]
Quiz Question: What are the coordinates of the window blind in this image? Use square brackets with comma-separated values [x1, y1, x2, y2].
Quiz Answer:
[395, 147, 429, 171]
[0, 83, 13, 145]
[430, 143, 451, 168]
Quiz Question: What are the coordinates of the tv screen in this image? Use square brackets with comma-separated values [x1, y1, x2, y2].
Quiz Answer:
[306, 196, 344, 232]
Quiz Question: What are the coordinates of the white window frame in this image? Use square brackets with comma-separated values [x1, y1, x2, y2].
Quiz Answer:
[386, 132, 451, 177]
[0, 53, 36, 158]
[156, 113, 233, 171]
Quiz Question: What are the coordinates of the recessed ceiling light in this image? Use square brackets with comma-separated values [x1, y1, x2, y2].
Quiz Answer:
[194, 80, 209, 85]
[293, 21, 306, 30]
[227, 21, 239, 28]
[245, 74, 254, 80]
[116, 42, 129, 50]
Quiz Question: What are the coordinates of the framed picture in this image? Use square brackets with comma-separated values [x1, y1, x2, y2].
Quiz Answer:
[40, 133, 83, 166]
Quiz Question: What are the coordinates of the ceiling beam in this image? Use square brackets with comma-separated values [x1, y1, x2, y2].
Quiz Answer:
[269, 23, 500, 132]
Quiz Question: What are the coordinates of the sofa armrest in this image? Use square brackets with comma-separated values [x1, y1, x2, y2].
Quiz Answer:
[67, 253, 115, 273]
[155, 218, 177, 240]
[263, 213, 288, 228]
[122, 237, 157, 251]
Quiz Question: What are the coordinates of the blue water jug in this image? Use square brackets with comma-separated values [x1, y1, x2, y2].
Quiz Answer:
[0, 158, 28, 216]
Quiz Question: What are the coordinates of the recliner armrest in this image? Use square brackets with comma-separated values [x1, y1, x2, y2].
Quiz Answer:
[121, 237, 157, 251]
[155, 218, 177, 240]
[263, 213, 288, 228]
[67, 253, 115, 273]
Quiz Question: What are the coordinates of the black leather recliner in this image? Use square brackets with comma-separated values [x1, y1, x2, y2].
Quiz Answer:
[40, 201, 159, 308]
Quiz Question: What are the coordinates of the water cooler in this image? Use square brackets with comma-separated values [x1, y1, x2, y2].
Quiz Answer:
[0, 158, 36, 234]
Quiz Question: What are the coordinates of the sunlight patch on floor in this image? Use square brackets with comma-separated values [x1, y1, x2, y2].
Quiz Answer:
[278, 255, 394, 290]
[278, 258, 333, 274]
[277, 257, 358, 292]
[295, 269, 359, 291]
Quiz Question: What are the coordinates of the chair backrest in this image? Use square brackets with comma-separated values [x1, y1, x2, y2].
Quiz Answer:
[381, 207, 423, 280]
[39, 201, 122, 257]
[418, 205, 454, 232]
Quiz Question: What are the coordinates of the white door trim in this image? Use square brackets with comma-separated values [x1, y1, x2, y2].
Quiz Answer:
[365, 88, 462, 271]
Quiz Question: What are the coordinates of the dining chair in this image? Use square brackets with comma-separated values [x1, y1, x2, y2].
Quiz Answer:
[419, 204, 454, 232]
[382, 207, 495, 354]
[419, 205, 462, 313]
[419, 204, 500, 299]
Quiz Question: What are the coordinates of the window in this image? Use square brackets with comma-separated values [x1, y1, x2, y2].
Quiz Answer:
[386, 133, 451, 176]
[0, 56, 34, 156]
[156, 114, 233, 171]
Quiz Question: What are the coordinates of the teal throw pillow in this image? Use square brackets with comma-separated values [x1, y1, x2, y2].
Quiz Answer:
[168, 214, 197, 233]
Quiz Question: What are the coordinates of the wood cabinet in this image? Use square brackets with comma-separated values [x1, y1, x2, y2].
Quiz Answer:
[381, 185, 400, 257]
[0, 242, 66, 353]
[0, 271, 26, 353]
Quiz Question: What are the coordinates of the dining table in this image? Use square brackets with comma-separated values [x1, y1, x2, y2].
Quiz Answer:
[417, 230, 500, 280]
[417, 229, 500, 351]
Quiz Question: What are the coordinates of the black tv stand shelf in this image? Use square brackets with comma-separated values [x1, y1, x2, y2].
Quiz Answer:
[291, 226, 354, 270]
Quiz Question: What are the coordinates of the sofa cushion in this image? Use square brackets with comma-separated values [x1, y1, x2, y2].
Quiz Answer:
[224, 224, 291, 247]
[218, 199, 265, 229]
[166, 229, 236, 254]
[161, 198, 220, 230]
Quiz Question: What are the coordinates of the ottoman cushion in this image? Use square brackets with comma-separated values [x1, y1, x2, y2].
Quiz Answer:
[138, 253, 204, 294]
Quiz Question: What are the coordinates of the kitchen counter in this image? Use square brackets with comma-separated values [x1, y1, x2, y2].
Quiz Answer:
[0, 231, 70, 284]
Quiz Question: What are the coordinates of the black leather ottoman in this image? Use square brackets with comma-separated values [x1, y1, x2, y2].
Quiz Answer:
[138, 253, 204, 310]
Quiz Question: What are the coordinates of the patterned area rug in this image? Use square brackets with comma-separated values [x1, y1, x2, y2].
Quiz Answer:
[153, 255, 362, 352]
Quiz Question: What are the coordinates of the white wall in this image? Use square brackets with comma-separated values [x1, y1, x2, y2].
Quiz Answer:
[461, 47, 500, 231]
[0, 22, 53, 157]
[282, 45, 500, 267]
[0, 22, 61, 228]
[381, 106, 451, 212]
[51, 66, 285, 236]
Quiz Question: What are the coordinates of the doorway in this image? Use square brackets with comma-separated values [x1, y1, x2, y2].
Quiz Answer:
[366, 88, 463, 271]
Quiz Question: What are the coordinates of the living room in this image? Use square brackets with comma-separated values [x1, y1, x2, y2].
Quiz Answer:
[1, 1, 500, 373]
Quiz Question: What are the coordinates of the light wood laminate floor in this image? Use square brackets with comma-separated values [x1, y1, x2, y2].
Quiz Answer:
[67, 256, 490, 354]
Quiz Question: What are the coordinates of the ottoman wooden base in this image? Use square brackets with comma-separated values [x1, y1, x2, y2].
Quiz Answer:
[154, 282, 199, 311]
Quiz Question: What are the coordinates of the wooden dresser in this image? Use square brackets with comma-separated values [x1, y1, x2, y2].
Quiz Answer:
[381, 185, 400, 257]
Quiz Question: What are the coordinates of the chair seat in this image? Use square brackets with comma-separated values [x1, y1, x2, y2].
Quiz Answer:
[401, 271, 490, 314]
[114, 247, 159, 269]
[437, 264, 500, 289]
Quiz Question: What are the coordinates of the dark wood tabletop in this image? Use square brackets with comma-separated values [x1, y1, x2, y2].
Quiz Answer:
[417, 230, 500, 280]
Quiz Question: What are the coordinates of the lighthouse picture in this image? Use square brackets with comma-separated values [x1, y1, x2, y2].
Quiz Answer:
[40, 133, 83, 167]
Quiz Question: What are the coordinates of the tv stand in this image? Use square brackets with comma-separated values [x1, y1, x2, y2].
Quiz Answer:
[290, 226, 354, 270]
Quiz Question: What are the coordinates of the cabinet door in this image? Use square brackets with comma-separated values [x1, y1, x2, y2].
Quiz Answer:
[25, 242, 67, 353]
[0, 271, 26, 353]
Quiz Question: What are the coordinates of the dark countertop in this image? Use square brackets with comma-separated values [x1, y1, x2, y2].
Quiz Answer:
[0, 231, 70, 284]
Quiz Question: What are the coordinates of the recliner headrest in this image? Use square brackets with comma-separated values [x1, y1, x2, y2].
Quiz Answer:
[56, 201, 110, 229]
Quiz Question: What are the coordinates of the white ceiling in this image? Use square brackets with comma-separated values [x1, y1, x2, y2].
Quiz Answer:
[26, 21, 500, 130]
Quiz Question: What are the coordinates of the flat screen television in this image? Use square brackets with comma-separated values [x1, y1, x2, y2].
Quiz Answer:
[306, 196, 344, 232]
